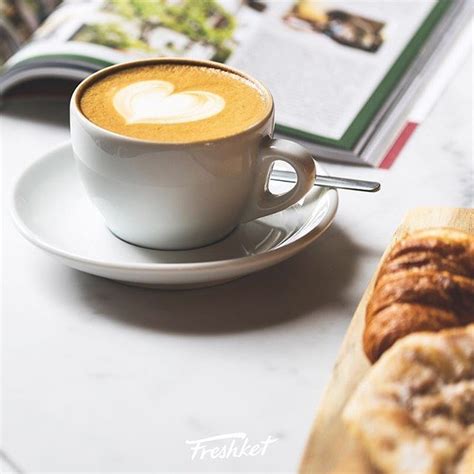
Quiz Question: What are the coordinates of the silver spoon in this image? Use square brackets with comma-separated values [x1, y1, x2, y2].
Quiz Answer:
[270, 169, 381, 193]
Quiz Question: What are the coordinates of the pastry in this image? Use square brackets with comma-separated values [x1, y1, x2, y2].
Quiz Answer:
[364, 228, 474, 362]
[344, 324, 474, 474]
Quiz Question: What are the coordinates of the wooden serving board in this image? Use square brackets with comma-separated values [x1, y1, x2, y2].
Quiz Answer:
[299, 207, 474, 474]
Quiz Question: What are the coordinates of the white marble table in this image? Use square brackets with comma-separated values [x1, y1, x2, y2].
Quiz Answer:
[1, 55, 472, 473]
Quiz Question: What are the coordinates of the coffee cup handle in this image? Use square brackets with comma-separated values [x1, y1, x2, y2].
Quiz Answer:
[240, 138, 316, 223]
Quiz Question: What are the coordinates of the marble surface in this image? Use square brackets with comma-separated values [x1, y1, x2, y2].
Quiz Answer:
[1, 55, 472, 473]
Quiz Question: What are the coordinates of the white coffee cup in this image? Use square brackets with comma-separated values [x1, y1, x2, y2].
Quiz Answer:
[70, 58, 316, 250]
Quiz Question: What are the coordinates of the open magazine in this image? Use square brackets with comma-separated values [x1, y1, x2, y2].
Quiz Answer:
[0, 0, 470, 166]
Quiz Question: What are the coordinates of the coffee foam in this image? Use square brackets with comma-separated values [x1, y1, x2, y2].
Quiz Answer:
[113, 80, 225, 125]
[79, 64, 270, 143]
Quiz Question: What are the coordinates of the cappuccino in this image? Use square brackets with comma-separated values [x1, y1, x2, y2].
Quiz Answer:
[79, 62, 270, 143]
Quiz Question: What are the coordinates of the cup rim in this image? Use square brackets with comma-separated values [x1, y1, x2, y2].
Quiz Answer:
[72, 57, 274, 147]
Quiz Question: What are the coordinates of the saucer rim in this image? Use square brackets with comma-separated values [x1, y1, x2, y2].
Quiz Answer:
[11, 141, 338, 274]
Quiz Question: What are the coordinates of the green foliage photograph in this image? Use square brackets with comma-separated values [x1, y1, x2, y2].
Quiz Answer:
[73, 0, 237, 62]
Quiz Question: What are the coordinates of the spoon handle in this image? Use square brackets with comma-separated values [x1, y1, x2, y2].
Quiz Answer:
[270, 170, 381, 193]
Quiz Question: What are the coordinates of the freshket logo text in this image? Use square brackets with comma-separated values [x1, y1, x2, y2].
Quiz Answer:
[185, 432, 278, 460]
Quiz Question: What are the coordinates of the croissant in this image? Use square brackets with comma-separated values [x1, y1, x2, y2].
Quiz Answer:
[364, 228, 474, 363]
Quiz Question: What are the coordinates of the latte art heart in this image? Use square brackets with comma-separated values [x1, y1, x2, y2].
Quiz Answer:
[113, 80, 225, 125]
[80, 63, 270, 142]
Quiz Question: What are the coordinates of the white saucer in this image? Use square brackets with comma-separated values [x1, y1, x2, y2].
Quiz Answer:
[11, 143, 338, 289]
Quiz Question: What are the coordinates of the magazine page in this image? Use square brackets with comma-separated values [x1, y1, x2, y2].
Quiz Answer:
[227, 1, 438, 143]
[0, 0, 62, 63]
[5, 0, 252, 68]
[4, 0, 442, 147]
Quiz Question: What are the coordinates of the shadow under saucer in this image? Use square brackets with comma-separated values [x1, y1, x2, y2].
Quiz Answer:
[53, 223, 364, 334]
